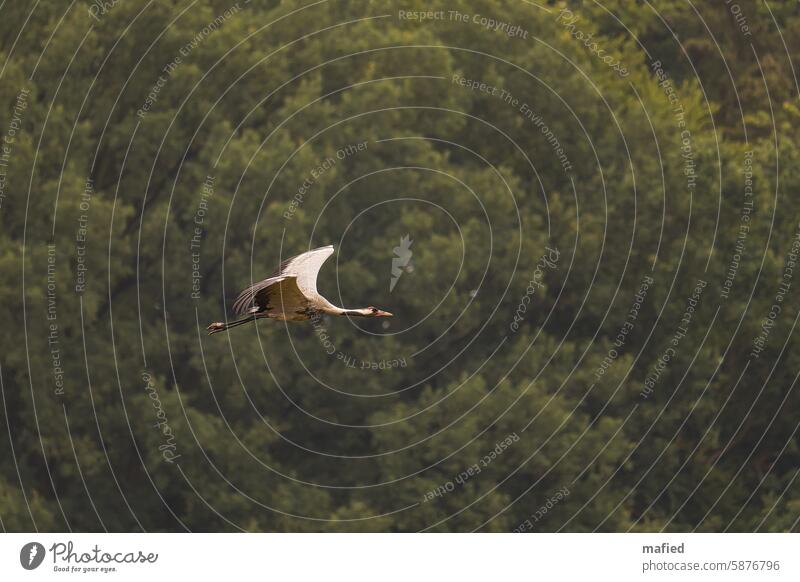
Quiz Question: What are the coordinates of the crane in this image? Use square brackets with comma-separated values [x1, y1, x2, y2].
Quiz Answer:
[207, 245, 392, 334]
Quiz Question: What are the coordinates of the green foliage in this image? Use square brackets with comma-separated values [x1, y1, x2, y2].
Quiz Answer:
[0, 0, 798, 532]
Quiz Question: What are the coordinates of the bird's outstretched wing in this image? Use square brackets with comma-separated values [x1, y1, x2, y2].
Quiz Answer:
[232, 275, 306, 316]
[269, 245, 334, 296]
[231, 246, 334, 315]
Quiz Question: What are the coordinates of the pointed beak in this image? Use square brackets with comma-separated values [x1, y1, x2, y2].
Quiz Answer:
[376, 310, 393, 317]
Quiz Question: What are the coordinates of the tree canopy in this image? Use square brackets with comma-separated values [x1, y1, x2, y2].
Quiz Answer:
[1, 0, 799, 532]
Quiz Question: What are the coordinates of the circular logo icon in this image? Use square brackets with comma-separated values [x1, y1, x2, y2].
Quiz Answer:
[20, 542, 46, 570]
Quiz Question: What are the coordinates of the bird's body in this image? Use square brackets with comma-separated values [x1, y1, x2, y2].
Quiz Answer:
[207, 245, 392, 334]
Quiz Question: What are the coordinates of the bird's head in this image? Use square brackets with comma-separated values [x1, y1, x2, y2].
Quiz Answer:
[354, 306, 393, 317]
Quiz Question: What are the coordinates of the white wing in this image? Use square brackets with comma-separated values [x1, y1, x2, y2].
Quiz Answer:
[273, 245, 334, 296]
[232, 246, 335, 315]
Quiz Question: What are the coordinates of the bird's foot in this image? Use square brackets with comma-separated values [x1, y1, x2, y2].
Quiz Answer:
[207, 322, 226, 335]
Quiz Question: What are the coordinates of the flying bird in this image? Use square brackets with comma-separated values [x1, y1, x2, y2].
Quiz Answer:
[207, 245, 392, 334]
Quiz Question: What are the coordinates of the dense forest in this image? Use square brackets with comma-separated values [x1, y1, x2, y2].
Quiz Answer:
[1, 0, 799, 532]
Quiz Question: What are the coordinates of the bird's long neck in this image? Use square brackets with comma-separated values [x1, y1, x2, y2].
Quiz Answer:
[342, 308, 370, 317]
[319, 304, 369, 317]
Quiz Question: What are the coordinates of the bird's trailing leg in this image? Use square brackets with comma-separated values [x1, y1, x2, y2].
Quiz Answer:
[206, 322, 227, 334]
[206, 315, 258, 335]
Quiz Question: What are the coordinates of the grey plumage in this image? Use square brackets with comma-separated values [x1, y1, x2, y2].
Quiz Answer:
[232, 246, 335, 320]
[207, 245, 392, 334]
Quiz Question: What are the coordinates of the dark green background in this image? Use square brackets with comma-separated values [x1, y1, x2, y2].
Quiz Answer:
[1, 0, 799, 531]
